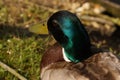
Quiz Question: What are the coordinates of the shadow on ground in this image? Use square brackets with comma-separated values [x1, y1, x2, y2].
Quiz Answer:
[0, 24, 48, 39]
[90, 25, 120, 54]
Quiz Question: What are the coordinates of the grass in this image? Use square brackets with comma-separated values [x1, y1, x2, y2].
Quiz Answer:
[0, 24, 50, 80]
[0, 0, 50, 80]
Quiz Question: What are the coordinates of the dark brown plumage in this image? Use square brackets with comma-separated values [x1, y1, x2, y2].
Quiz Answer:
[40, 43, 64, 69]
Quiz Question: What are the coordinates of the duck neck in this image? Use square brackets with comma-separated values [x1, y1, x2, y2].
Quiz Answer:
[61, 35, 91, 63]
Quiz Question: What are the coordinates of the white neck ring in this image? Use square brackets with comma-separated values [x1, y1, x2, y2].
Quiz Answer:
[62, 48, 71, 62]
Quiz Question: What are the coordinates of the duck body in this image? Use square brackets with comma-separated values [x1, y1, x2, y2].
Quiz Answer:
[41, 50, 120, 80]
[40, 10, 120, 80]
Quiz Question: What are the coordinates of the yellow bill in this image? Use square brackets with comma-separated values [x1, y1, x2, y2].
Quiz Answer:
[29, 23, 49, 35]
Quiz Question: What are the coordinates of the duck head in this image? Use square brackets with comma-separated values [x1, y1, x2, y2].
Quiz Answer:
[47, 10, 92, 63]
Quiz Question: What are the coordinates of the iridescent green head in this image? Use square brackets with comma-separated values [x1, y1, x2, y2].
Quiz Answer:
[47, 10, 92, 63]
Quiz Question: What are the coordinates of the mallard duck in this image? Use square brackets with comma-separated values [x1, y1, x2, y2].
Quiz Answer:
[40, 10, 120, 80]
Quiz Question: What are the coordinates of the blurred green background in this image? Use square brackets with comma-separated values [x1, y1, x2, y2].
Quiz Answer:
[0, 0, 120, 80]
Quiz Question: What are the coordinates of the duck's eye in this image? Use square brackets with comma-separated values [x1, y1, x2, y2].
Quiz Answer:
[52, 20, 58, 27]
[52, 20, 61, 31]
